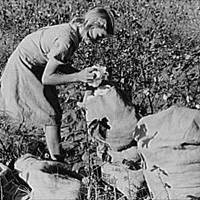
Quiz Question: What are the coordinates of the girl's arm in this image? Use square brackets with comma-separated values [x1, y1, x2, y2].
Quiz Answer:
[56, 64, 79, 74]
[42, 57, 94, 85]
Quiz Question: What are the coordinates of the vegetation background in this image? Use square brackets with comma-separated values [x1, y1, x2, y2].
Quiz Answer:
[0, 0, 200, 198]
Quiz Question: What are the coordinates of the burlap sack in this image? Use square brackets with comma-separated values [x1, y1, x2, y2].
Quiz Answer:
[85, 85, 138, 151]
[134, 106, 200, 199]
[0, 163, 30, 200]
[102, 163, 145, 199]
[15, 154, 81, 200]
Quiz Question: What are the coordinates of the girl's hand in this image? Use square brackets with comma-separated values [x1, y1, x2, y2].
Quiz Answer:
[77, 67, 95, 83]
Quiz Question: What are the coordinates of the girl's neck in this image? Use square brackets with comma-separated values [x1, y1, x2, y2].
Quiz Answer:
[69, 19, 85, 42]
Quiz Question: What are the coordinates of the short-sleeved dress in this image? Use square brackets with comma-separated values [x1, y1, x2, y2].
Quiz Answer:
[0, 23, 80, 128]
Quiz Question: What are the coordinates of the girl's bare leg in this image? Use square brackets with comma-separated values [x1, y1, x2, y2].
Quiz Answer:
[45, 125, 62, 160]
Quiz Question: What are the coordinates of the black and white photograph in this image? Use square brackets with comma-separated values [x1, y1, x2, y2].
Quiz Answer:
[0, 0, 200, 199]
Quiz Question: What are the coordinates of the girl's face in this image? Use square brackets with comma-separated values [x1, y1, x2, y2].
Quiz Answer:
[90, 27, 107, 42]
[83, 26, 108, 44]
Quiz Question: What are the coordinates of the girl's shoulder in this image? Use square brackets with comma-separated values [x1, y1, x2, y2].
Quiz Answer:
[41, 23, 72, 35]
[46, 23, 78, 42]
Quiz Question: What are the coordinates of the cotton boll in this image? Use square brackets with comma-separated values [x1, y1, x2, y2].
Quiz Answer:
[88, 65, 108, 87]
[92, 70, 101, 79]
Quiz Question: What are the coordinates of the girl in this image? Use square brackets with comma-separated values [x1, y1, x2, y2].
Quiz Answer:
[0, 7, 114, 161]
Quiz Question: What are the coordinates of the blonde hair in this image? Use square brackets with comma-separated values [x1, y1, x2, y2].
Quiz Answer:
[84, 7, 115, 35]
